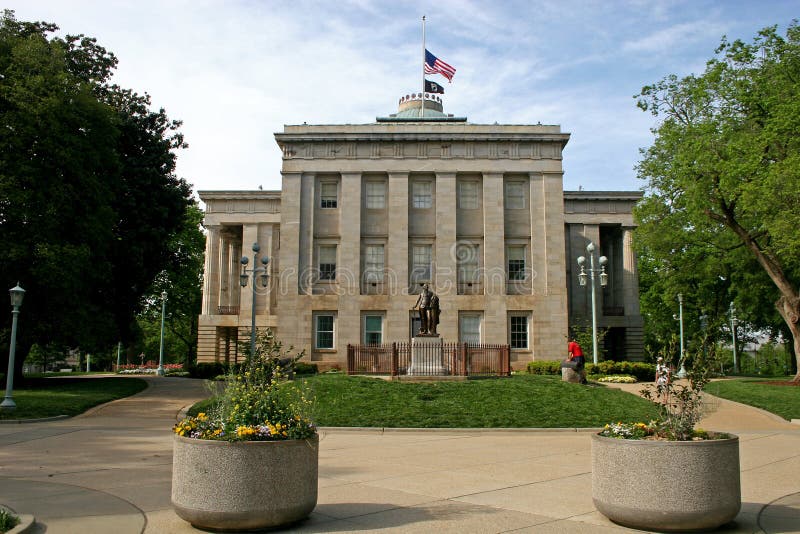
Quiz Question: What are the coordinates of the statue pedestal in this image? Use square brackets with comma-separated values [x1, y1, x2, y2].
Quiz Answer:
[408, 336, 446, 376]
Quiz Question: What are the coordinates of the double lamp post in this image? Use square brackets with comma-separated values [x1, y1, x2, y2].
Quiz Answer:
[577, 242, 608, 364]
[240, 242, 270, 358]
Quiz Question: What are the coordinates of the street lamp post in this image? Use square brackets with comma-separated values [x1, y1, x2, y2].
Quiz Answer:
[1, 283, 25, 412]
[730, 302, 739, 374]
[577, 242, 608, 365]
[676, 293, 687, 378]
[157, 291, 167, 376]
[240, 242, 270, 358]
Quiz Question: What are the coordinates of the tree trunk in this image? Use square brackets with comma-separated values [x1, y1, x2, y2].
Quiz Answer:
[719, 207, 800, 383]
[776, 296, 800, 383]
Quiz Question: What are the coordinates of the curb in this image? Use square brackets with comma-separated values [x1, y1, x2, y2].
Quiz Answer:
[7, 514, 35, 534]
[318, 426, 603, 433]
[0, 415, 69, 425]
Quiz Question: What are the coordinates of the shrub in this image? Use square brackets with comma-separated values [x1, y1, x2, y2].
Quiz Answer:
[187, 362, 228, 380]
[586, 361, 655, 382]
[174, 330, 315, 442]
[526, 360, 561, 375]
[0, 509, 20, 532]
[294, 362, 318, 376]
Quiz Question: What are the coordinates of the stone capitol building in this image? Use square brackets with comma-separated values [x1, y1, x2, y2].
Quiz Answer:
[197, 95, 643, 369]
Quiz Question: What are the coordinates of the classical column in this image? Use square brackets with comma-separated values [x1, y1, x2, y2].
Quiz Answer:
[338, 172, 362, 347]
[434, 172, 457, 340]
[277, 171, 305, 355]
[622, 227, 641, 316]
[202, 225, 221, 315]
[482, 172, 506, 344]
[529, 172, 545, 294]
[387, 171, 409, 342]
[535, 171, 568, 361]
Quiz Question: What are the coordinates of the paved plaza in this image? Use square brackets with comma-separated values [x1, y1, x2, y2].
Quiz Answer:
[0, 376, 798, 533]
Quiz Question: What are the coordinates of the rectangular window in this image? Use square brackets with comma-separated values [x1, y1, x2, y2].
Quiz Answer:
[507, 245, 526, 281]
[505, 182, 525, 209]
[315, 314, 334, 349]
[457, 244, 479, 283]
[365, 182, 386, 209]
[411, 245, 432, 283]
[318, 245, 337, 280]
[364, 245, 384, 282]
[458, 181, 479, 209]
[320, 182, 337, 209]
[364, 315, 383, 345]
[510, 315, 529, 349]
[459, 314, 481, 344]
[412, 181, 432, 209]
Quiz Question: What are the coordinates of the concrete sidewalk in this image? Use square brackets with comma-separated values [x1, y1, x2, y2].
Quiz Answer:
[0, 376, 798, 533]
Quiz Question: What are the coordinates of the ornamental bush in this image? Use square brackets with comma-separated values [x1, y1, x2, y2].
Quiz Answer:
[526, 360, 561, 375]
[174, 330, 315, 442]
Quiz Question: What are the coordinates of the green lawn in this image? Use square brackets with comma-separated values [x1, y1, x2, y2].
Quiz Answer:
[190, 373, 660, 428]
[705, 379, 800, 421]
[0, 377, 148, 419]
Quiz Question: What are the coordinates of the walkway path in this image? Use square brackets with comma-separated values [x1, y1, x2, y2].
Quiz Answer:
[0, 376, 798, 533]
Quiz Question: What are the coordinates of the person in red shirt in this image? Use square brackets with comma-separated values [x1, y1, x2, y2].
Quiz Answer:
[562, 337, 587, 383]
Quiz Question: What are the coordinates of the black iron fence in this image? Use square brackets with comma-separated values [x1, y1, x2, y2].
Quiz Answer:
[347, 342, 510, 377]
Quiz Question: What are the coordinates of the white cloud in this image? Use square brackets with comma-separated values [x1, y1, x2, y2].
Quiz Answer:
[5, 0, 797, 195]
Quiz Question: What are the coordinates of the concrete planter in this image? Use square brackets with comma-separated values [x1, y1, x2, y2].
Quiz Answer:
[172, 434, 318, 531]
[592, 432, 740, 532]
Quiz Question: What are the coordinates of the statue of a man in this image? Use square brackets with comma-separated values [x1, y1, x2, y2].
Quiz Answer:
[413, 283, 433, 335]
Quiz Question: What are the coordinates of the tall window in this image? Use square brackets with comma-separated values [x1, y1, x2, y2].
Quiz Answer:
[320, 182, 337, 208]
[458, 181, 479, 209]
[412, 181, 432, 208]
[509, 314, 529, 349]
[459, 314, 481, 344]
[505, 181, 525, 209]
[315, 314, 335, 349]
[365, 182, 386, 209]
[411, 245, 432, 283]
[364, 245, 384, 282]
[507, 245, 526, 281]
[457, 243, 479, 283]
[364, 315, 383, 345]
[318, 245, 337, 280]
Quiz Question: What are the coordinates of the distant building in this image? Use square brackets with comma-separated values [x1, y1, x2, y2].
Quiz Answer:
[197, 96, 643, 368]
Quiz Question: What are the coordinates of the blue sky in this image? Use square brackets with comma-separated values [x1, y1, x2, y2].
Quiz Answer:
[6, 1, 799, 195]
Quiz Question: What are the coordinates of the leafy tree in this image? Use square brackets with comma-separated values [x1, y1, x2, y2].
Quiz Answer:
[136, 203, 205, 365]
[635, 22, 800, 381]
[0, 11, 191, 380]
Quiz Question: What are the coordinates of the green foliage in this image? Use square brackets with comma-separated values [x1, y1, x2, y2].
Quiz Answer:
[0, 11, 192, 379]
[640, 345, 721, 440]
[187, 362, 228, 380]
[294, 362, 319, 376]
[136, 203, 205, 365]
[175, 330, 315, 441]
[526, 360, 562, 375]
[587, 361, 656, 382]
[569, 324, 607, 362]
[0, 377, 147, 419]
[0, 508, 20, 532]
[634, 22, 800, 377]
[526, 360, 656, 381]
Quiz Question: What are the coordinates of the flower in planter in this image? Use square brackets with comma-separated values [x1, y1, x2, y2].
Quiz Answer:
[604, 343, 729, 441]
[174, 330, 316, 442]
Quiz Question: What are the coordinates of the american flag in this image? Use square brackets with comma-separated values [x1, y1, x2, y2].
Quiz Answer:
[424, 49, 456, 82]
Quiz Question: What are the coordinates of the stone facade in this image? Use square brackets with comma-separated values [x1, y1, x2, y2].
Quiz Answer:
[197, 98, 643, 368]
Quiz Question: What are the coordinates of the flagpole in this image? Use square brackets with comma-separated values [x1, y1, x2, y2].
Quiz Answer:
[421, 15, 426, 118]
